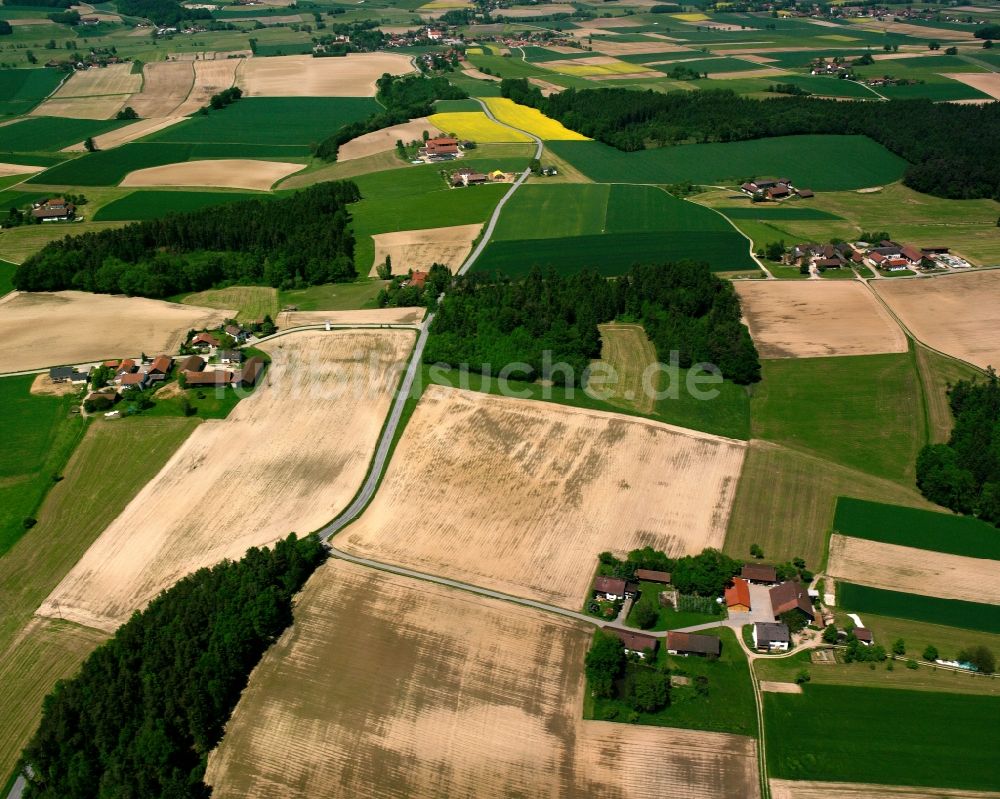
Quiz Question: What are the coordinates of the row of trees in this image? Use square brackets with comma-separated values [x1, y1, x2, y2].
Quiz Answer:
[916, 369, 1000, 524]
[20, 534, 327, 798]
[13, 181, 361, 297]
[500, 79, 1000, 200]
[424, 263, 761, 387]
[314, 73, 467, 161]
[597, 546, 743, 598]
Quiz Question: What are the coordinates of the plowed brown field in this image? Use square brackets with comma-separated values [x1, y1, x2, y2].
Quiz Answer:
[205, 559, 760, 798]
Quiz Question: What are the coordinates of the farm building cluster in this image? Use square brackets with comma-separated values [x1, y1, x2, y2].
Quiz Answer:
[740, 178, 814, 202]
[448, 166, 518, 188]
[788, 240, 969, 273]
[416, 136, 474, 164]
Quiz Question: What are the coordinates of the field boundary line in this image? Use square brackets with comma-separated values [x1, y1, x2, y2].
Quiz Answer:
[687, 193, 772, 278]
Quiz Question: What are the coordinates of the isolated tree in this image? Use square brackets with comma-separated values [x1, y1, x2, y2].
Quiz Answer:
[749, 543, 764, 559]
[923, 644, 939, 661]
[929, 40, 940, 50]
[765, 240, 785, 262]
[377, 255, 392, 280]
[892, 638, 906, 657]
[83, 136, 96, 153]
[633, 600, 658, 630]
[822, 624, 839, 644]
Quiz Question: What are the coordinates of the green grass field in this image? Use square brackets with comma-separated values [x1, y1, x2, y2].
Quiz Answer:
[548, 135, 908, 190]
[724, 441, 937, 569]
[716, 206, 842, 220]
[586, 627, 757, 737]
[93, 189, 263, 221]
[833, 497, 1000, 560]
[0, 375, 85, 557]
[145, 97, 379, 148]
[278, 280, 385, 311]
[838, 582, 1000, 635]
[0, 117, 128, 154]
[0, 68, 64, 117]
[0, 259, 15, 295]
[766, 684, 1000, 790]
[477, 182, 754, 274]
[751, 352, 924, 483]
[181, 285, 278, 322]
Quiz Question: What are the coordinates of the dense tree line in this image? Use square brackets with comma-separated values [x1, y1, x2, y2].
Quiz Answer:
[13, 181, 360, 296]
[424, 263, 760, 387]
[19, 534, 327, 799]
[597, 546, 743, 597]
[916, 370, 1000, 523]
[117, 0, 212, 26]
[500, 79, 1000, 200]
[314, 74, 466, 161]
[5, 0, 72, 7]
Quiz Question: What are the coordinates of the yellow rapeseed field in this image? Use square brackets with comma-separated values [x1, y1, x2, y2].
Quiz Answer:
[552, 60, 646, 77]
[481, 98, 590, 141]
[672, 11, 708, 20]
[426, 111, 533, 143]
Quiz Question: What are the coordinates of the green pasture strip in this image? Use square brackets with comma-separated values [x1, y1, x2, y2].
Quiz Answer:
[838, 582, 1000, 635]
[0, 68, 64, 117]
[766, 684, 1000, 790]
[0, 117, 128, 153]
[93, 189, 265, 221]
[751, 352, 924, 483]
[718, 206, 842, 220]
[834, 497, 1000, 560]
[547, 135, 907, 191]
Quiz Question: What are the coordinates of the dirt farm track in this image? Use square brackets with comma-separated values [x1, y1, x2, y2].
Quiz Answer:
[37, 330, 414, 632]
[205, 559, 761, 799]
[339, 385, 746, 611]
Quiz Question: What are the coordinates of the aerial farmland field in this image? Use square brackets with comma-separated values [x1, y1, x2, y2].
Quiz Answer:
[837, 582, 1000, 635]
[547, 135, 908, 190]
[733, 281, 906, 359]
[38, 330, 414, 632]
[0, 291, 230, 373]
[93, 189, 263, 221]
[765, 685, 1000, 791]
[339, 385, 746, 611]
[205, 559, 761, 799]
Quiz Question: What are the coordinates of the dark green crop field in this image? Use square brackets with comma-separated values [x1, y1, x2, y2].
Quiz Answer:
[766, 684, 1000, 790]
[0, 259, 15, 295]
[714, 206, 841, 220]
[0, 117, 128, 154]
[548, 135, 908, 190]
[834, 497, 1000, 560]
[0, 69, 63, 117]
[144, 97, 379, 148]
[837, 582, 1000, 635]
[94, 190, 264, 221]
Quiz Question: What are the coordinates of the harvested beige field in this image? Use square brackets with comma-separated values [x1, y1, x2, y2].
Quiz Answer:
[941, 72, 1000, 100]
[873, 272, 1000, 370]
[0, 291, 230, 372]
[62, 116, 186, 151]
[119, 159, 304, 190]
[172, 58, 242, 116]
[496, 3, 575, 16]
[759, 681, 802, 694]
[340, 385, 746, 610]
[205, 559, 760, 799]
[851, 19, 974, 39]
[47, 63, 141, 98]
[710, 67, 788, 79]
[239, 53, 413, 97]
[771, 780, 1000, 799]
[369, 223, 480, 276]
[589, 40, 691, 55]
[827, 534, 1000, 605]
[276, 307, 425, 328]
[0, 162, 42, 176]
[338, 117, 442, 161]
[30, 95, 127, 120]
[528, 76, 564, 96]
[126, 61, 194, 118]
[734, 281, 906, 359]
[38, 330, 415, 632]
[461, 65, 501, 81]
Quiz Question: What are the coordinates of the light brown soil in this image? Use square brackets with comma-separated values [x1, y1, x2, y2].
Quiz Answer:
[497, 3, 574, 15]
[709, 67, 789, 79]
[369, 223, 481, 276]
[38, 330, 415, 632]
[46, 63, 141, 98]
[30, 95, 127, 120]
[172, 58, 242, 116]
[589, 40, 691, 55]
[873, 272, 1000, 370]
[461, 65, 502, 81]
[759, 681, 803, 694]
[852, 19, 975, 39]
[528, 76, 565, 96]
[340, 385, 746, 611]
[734, 281, 906, 359]
[126, 61, 194, 118]
[61, 116, 187, 152]
[29, 373, 77, 396]
[941, 72, 1000, 100]
[0, 291, 231, 372]
[771, 779, 1000, 799]
[338, 117, 443, 161]
[119, 159, 304, 190]
[276, 307, 425, 328]
[736, 54, 778, 63]
[239, 53, 414, 97]
[827, 534, 1000, 604]
[0, 162, 42, 176]
[205, 559, 761, 799]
